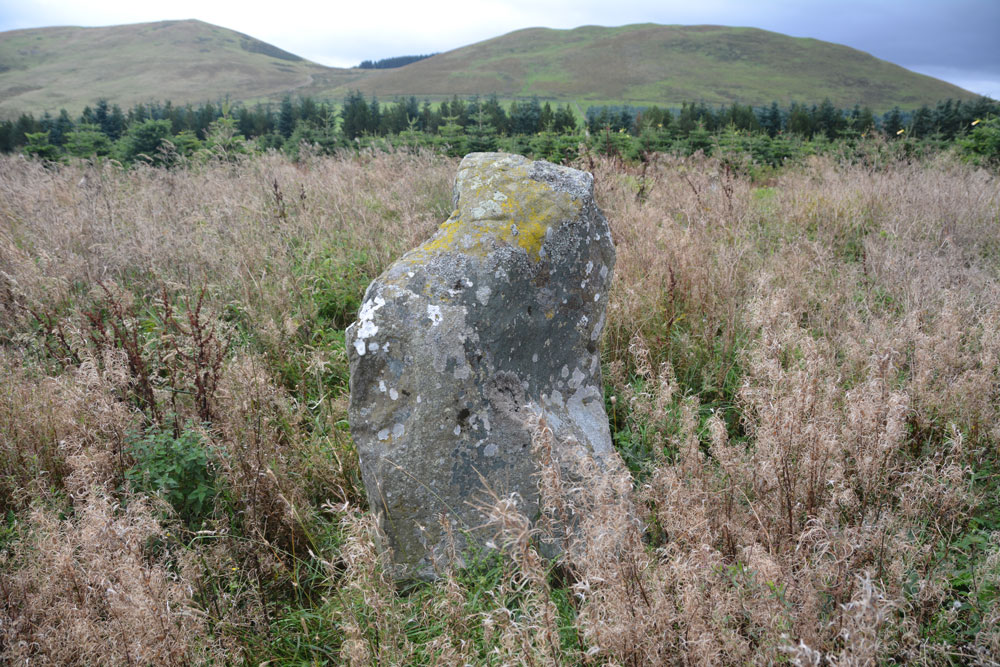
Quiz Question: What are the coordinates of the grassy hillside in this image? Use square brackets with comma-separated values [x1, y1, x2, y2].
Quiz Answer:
[0, 20, 980, 119]
[0, 20, 362, 118]
[330, 24, 978, 109]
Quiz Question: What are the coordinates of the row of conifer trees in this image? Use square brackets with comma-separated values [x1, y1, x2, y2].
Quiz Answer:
[2, 93, 996, 167]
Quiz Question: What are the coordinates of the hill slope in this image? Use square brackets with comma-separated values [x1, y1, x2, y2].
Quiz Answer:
[0, 20, 363, 117]
[330, 24, 977, 109]
[0, 20, 980, 118]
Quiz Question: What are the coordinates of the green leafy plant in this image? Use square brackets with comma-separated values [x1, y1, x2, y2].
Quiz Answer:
[959, 116, 1000, 166]
[126, 423, 221, 529]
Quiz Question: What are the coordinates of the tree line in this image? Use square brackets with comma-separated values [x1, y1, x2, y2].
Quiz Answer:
[357, 54, 437, 69]
[585, 97, 997, 141]
[2, 93, 997, 168]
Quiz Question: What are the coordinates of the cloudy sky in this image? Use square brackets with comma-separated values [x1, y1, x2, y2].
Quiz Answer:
[1, 0, 997, 99]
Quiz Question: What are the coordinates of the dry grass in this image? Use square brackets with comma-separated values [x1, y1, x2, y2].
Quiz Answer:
[1, 145, 998, 663]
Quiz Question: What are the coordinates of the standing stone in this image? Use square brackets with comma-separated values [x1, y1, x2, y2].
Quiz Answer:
[346, 152, 618, 580]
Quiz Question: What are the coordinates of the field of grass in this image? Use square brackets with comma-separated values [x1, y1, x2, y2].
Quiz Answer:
[1, 144, 999, 664]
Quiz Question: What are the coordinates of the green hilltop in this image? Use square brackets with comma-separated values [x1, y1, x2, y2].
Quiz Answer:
[0, 19, 981, 118]
[332, 24, 978, 110]
[0, 20, 360, 118]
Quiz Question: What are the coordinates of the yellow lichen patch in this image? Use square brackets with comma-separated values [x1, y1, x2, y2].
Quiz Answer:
[411, 162, 581, 263]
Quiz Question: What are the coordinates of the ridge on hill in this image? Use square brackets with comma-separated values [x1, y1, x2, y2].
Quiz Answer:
[0, 19, 981, 119]
[0, 20, 362, 118]
[331, 24, 977, 110]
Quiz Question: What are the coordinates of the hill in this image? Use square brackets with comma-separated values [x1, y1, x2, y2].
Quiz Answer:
[326, 24, 978, 109]
[0, 20, 361, 118]
[0, 20, 981, 118]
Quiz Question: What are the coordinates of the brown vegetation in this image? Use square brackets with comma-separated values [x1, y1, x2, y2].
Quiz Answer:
[1, 146, 998, 664]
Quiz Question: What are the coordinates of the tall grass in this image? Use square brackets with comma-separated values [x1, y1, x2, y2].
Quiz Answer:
[1, 145, 998, 664]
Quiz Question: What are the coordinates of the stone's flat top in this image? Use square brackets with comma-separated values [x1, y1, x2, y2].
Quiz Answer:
[406, 153, 594, 264]
[346, 152, 617, 580]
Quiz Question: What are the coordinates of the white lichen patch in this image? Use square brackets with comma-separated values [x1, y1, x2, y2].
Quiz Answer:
[353, 295, 386, 356]
[453, 425, 461, 436]
[585, 260, 594, 275]
[477, 411, 491, 432]
[476, 285, 491, 305]
[591, 311, 606, 341]
[470, 200, 502, 220]
[567, 385, 613, 455]
[389, 388, 399, 401]
[547, 390, 565, 409]
[392, 423, 405, 438]
[427, 304, 443, 326]
[359, 295, 386, 322]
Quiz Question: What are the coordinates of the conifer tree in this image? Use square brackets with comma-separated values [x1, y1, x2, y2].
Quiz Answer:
[438, 114, 466, 156]
[278, 96, 296, 138]
[815, 98, 845, 139]
[482, 95, 508, 134]
[552, 104, 577, 133]
[788, 103, 814, 137]
[64, 124, 112, 157]
[22, 131, 60, 160]
[910, 105, 934, 138]
[883, 106, 904, 137]
[761, 102, 783, 137]
[340, 91, 370, 140]
[539, 102, 554, 131]
[465, 107, 498, 152]
[369, 97, 382, 134]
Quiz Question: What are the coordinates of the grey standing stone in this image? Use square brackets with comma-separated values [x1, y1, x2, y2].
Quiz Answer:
[346, 152, 619, 580]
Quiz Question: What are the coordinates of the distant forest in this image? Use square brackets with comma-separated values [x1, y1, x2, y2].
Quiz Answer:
[356, 54, 437, 69]
[2, 93, 997, 168]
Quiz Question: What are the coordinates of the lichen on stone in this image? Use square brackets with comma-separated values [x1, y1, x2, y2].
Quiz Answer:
[408, 156, 582, 263]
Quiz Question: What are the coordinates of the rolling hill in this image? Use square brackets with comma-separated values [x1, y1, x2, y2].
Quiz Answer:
[328, 24, 978, 110]
[0, 19, 981, 119]
[0, 20, 362, 118]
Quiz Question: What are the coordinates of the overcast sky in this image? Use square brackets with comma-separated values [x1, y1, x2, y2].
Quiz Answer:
[1, 0, 997, 99]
